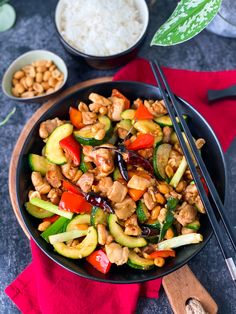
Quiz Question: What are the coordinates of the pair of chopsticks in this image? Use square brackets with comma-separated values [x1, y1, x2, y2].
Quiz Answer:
[150, 60, 236, 285]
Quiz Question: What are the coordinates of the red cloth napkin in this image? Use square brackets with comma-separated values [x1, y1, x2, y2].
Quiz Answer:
[6, 58, 236, 314]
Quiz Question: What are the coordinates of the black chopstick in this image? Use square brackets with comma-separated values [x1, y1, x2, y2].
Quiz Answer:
[150, 60, 236, 283]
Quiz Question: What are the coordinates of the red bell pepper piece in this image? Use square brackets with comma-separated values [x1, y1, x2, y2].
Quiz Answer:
[134, 102, 154, 120]
[62, 180, 82, 195]
[112, 89, 130, 109]
[86, 249, 112, 274]
[126, 134, 154, 150]
[59, 134, 81, 166]
[69, 107, 84, 129]
[59, 191, 92, 214]
[128, 188, 146, 201]
[147, 250, 176, 259]
[43, 215, 60, 223]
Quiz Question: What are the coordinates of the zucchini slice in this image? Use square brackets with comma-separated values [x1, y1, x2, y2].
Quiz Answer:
[154, 114, 187, 127]
[186, 220, 200, 231]
[136, 201, 149, 224]
[66, 214, 91, 231]
[121, 109, 136, 120]
[53, 226, 97, 259]
[90, 207, 108, 226]
[153, 143, 172, 180]
[108, 214, 147, 248]
[127, 250, 154, 270]
[74, 115, 112, 146]
[28, 154, 52, 175]
[25, 202, 54, 219]
[45, 123, 73, 165]
[133, 119, 162, 134]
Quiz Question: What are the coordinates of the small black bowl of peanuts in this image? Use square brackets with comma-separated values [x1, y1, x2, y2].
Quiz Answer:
[2, 50, 68, 103]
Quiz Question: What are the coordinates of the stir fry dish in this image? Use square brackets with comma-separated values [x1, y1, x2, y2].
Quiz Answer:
[26, 89, 206, 273]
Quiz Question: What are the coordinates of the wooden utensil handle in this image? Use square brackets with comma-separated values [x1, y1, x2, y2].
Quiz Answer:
[163, 265, 218, 314]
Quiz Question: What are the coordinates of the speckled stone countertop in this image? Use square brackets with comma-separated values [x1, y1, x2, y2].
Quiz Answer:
[0, 1, 236, 313]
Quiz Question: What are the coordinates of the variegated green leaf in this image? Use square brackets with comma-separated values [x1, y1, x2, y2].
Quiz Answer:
[151, 0, 222, 46]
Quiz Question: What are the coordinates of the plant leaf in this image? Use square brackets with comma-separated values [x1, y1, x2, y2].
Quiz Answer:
[0, 107, 16, 127]
[151, 0, 222, 46]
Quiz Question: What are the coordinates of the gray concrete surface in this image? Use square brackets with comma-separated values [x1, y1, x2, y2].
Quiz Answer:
[0, 0, 235, 313]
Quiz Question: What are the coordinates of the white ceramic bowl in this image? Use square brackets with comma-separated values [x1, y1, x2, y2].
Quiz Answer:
[55, 0, 149, 69]
[2, 50, 68, 103]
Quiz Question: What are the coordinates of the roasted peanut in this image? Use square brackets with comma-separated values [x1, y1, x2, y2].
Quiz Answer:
[33, 60, 47, 67]
[52, 69, 61, 79]
[15, 83, 25, 94]
[155, 192, 166, 205]
[11, 87, 19, 97]
[42, 81, 50, 91]
[25, 76, 34, 87]
[22, 65, 36, 78]
[12, 78, 19, 86]
[49, 64, 56, 72]
[14, 70, 24, 80]
[43, 71, 51, 82]
[164, 227, 175, 239]
[54, 81, 62, 91]
[46, 88, 55, 95]
[20, 77, 28, 89]
[48, 77, 57, 87]
[99, 106, 108, 115]
[154, 257, 165, 267]
[21, 91, 35, 98]
[165, 165, 174, 178]
[38, 221, 51, 232]
[36, 72, 43, 83]
[158, 183, 170, 195]
[94, 128, 106, 140]
[176, 180, 187, 193]
[33, 83, 44, 94]
[36, 65, 47, 73]
[151, 206, 161, 220]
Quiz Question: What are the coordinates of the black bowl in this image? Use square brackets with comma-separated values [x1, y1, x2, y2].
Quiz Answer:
[16, 81, 227, 283]
[54, 0, 149, 70]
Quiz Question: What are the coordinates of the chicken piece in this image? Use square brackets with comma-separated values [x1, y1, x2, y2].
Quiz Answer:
[183, 184, 198, 204]
[107, 181, 128, 203]
[47, 188, 62, 205]
[46, 165, 63, 188]
[94, 177, 113, 196]
[39, 117, 64, 139]
[61, 162, 83, 183]
[137, 148, 153, 159]
[108, 97, 125, 121]
[144, 99, 167, 117]
[31, 172, 51, 194]
[163, 126, 172, 143]
[105, 243, 129, 266]
[82, 111, 97, 125]
[77, 172, 94, 193]
[175, 202, 197, 226]
[127, 175, 150, 191]
[124, 214, 142, 236]
[89, 93, 112, 106]
[83, 145, 114, 178]
[114, 196, 136, 220]
[168, 149, 183, 170]
[143, 192, 156, 210]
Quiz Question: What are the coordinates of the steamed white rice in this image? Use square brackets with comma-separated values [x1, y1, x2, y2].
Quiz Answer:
[59, 0, 144, 56]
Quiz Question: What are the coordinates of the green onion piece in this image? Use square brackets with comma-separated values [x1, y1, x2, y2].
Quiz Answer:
[170, 157, 188, 188]
[41, 217, 69, 242]
[30, 198, 73, 219]
[158, 233, 203, 250]
[49, 229, 88, 245]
